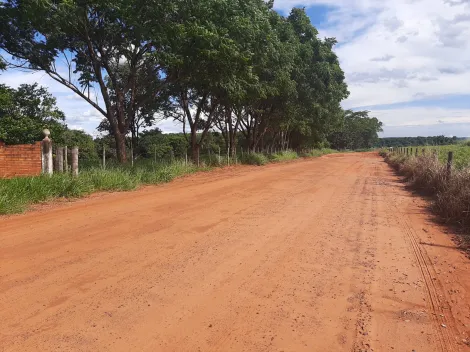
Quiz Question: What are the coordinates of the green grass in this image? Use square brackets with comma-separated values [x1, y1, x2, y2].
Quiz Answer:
[394, 145, 470, 169]
[0, 160, 199, 215]
[1, 148, 339, 215]
[300, 148, 338, 157]
[268, 150, 299, 162]
[239, 152, 270, 165]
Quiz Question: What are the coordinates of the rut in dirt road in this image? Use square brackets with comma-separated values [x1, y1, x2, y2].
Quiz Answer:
[2, 153, 470, 352]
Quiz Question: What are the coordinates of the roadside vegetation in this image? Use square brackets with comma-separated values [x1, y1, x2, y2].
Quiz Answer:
[0, 1, 383, 215]
[381, 148, 470, 248]
[0, 149, 337, 215]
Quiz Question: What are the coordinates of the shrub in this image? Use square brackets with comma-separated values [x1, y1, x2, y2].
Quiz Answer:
[269, 150, 299, 162]
[300, 148, 338, 158]
[240, 152, 269, 166]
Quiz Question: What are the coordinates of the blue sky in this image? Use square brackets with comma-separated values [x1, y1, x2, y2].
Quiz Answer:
[2, 0, 470, 137]
[275, 0, 470, 137]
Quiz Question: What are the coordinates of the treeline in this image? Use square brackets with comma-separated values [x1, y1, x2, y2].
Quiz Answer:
[0, 0, 382, 163]
[377, 136, 464, 147]
[0, 81, 383, 164]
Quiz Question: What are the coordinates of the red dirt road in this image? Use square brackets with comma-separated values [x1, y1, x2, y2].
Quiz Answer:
[2, 153, 470, 351]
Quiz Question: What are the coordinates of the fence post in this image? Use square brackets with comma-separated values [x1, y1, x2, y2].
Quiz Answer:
[422, 148, 425, 156]
[64, 146, 68, 172]
[185, 150, 188, 166]
[41, 129, 53, 175]
[447, 151, 453, 179]
[415, 148, 418, 157]
[131, 141, 134, 168]
[72, 147, 79, 177]
[103, 144, 106, 169]
[227, 146, 230, 166]
[57, 147, 64, 172]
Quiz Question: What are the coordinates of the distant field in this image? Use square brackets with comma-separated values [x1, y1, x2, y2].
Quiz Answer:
[395, 145, 470, 169]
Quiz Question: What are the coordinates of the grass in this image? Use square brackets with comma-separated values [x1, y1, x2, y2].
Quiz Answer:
[0, 160, 199, 215]
[300, 148, 338, 157]
[0, 148, 338, 215]
[269, 150, 299, 162]
[392, 145, 470, 169]
[382, 150, 470, 249]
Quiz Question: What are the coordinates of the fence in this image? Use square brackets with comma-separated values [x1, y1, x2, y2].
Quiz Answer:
[0, 141, 42, 178]
[0, 130, 79, 178]
[388, 146, 455, 177]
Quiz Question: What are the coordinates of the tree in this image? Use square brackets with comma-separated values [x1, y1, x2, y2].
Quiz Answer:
[61, 129, 98, 161]
[328, 110, 383, 150]
[0, 0, 175, 162]
[0, 83, 66, 144]
[165, 0, 272, 161]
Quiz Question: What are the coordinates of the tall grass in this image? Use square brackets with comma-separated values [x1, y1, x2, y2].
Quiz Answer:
[0, 160, 199, 215]
[1, 148, 338, 215]
[383, 151, 470, 246]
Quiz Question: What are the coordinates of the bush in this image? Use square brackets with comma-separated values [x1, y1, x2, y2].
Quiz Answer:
[240, 152, 269, 166]
[300, 148, 338, 158]
[269, 150, 299, 162]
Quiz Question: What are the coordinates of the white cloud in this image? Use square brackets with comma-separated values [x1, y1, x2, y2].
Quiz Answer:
[275, 0, 470, 111]
[3, 0, 470, 137]
[371, 107, 470, 127]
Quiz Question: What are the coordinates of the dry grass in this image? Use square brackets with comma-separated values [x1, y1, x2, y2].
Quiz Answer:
[384, 152, 470, 243]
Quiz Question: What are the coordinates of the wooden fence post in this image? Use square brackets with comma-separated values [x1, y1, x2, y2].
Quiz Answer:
[415, 148, 418, 157]
[41, 129, 53, 175]
[57, 147, 64, 172]
[422, 148, 425, 156]
[72, 147, 79, 177]
[447, 151, 453, 179]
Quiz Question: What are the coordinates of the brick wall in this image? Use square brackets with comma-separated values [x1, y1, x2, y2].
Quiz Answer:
[0, 141, 42, 178]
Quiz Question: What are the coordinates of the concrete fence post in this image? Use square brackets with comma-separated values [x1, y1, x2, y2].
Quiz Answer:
[41, 129, 53, 175]
[64, 146, 68, 172]
[72, 147, 79, 177]
[56, 147, 64, 172]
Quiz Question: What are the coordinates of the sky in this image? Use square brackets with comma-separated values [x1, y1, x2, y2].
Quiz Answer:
[1, 0, 470, 137]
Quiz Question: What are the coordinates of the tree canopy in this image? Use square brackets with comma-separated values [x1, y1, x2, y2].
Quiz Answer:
[0, 83, 66, 144]
[328, 110, 383, 150]
[0, 1, 370, 161]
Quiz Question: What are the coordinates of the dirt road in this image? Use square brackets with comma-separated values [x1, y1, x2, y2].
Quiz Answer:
[2, 153, 470, 351]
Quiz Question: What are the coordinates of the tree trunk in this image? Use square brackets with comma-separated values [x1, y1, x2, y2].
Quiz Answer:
[114, 129, 127, 163]
[190, 130, 199, 164]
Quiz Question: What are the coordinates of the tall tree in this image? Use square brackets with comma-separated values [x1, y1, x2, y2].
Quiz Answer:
[165, 0, 272, 161]
[0, 0, 174, 162]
